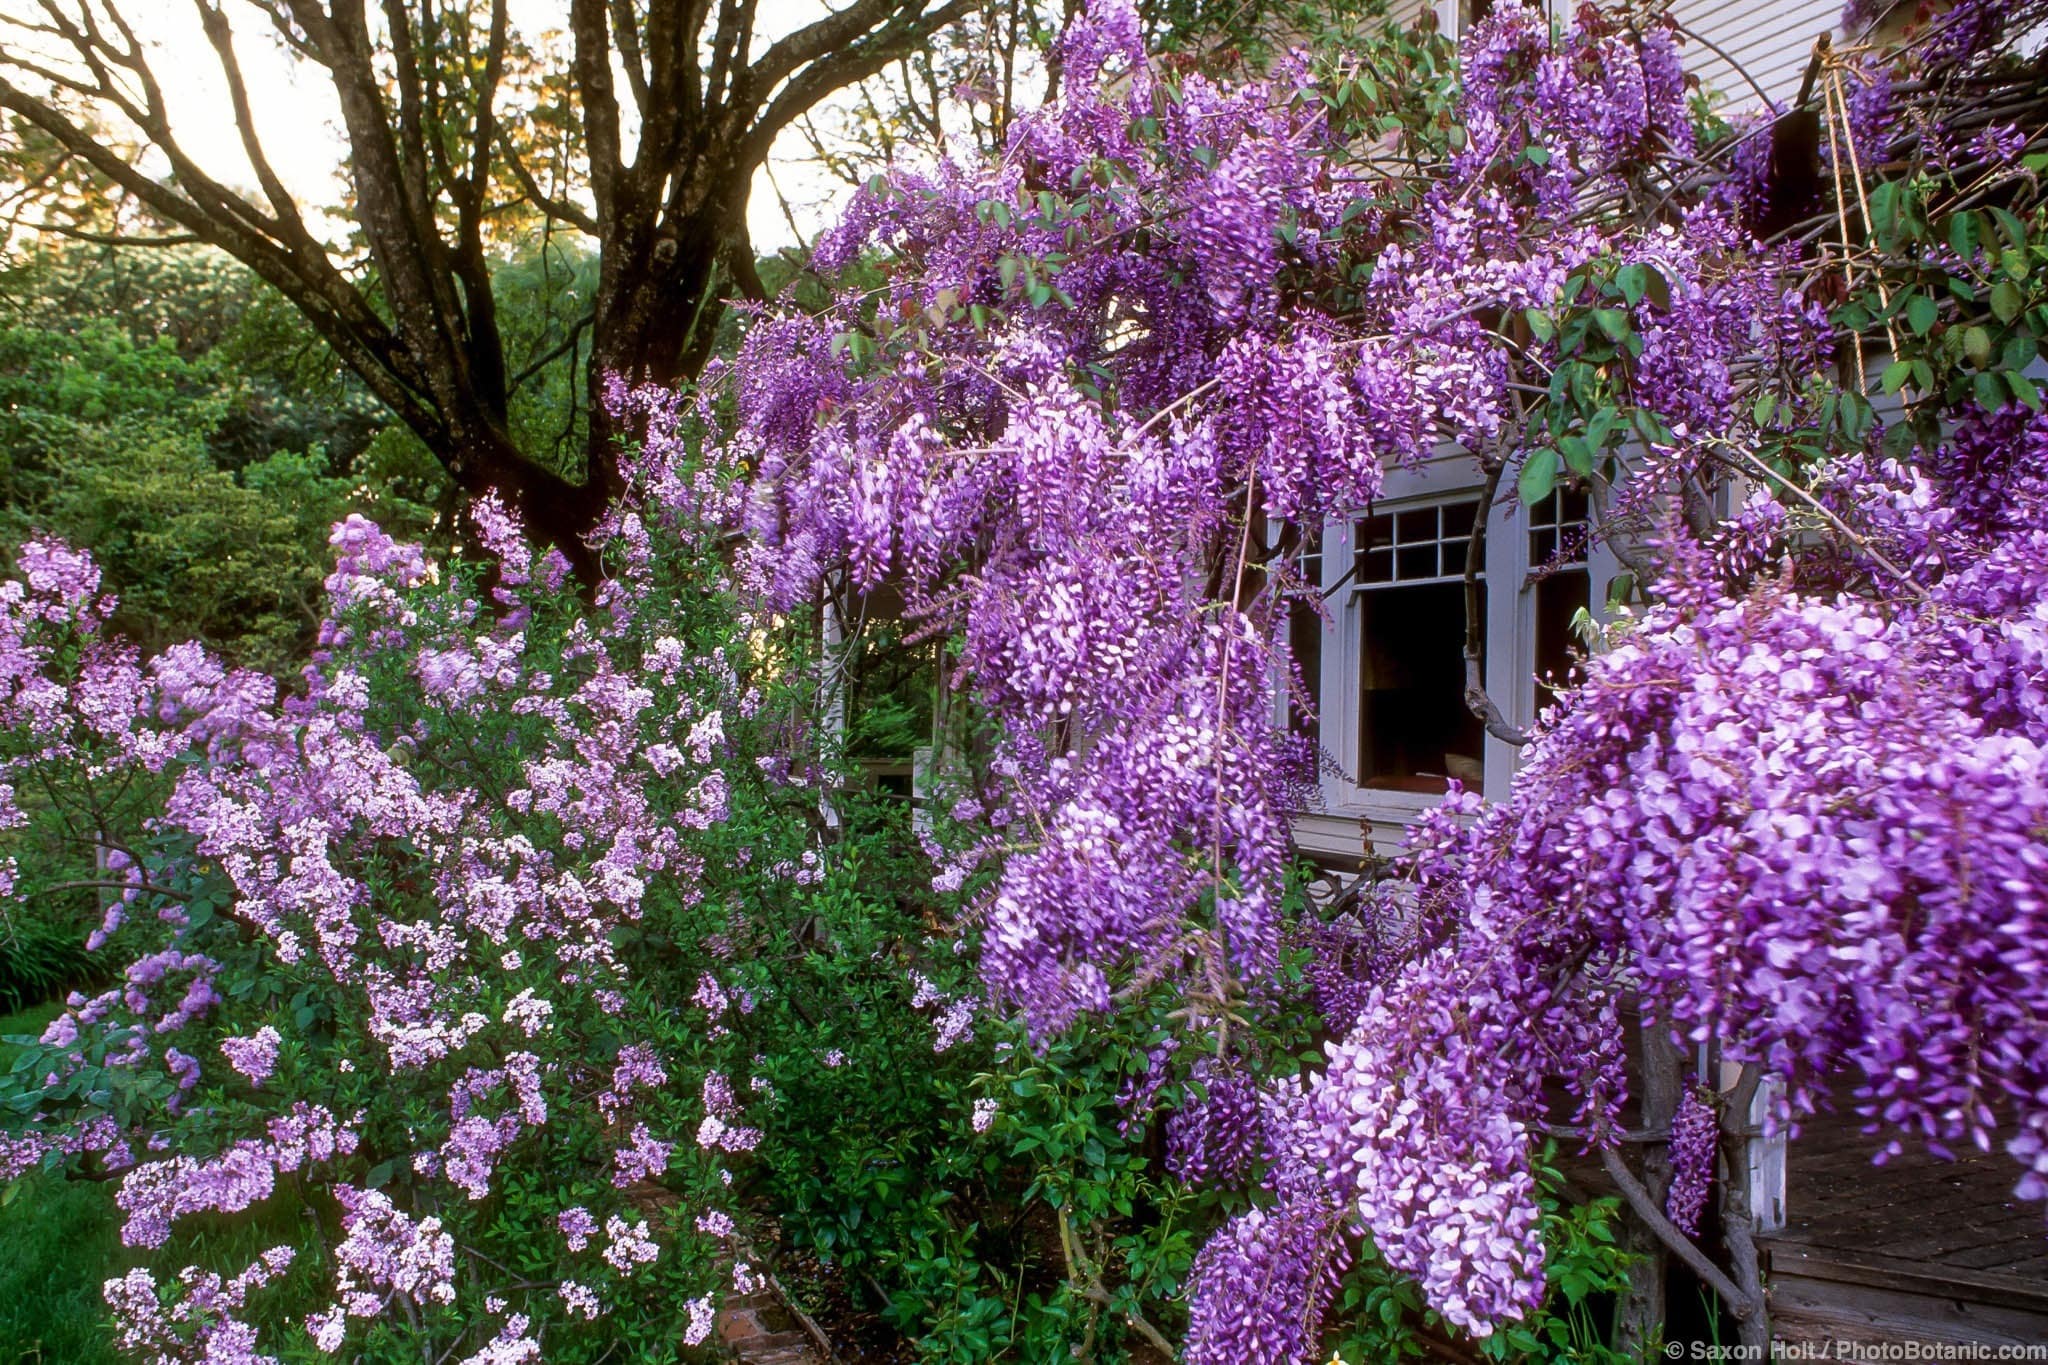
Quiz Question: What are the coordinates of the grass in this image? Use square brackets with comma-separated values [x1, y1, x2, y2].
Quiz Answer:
[1, 1000, 121, 1365]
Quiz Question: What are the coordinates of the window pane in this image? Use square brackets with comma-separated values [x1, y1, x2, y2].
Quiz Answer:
[1396, 543, 1437, 580]
[1393, 508, 1436, 543]
[1533, 568, 1590, 702]
[1357, 579, 1487, 794]
[1289, 542, 1324, 750]
[1358, 513, 1395, 554]
[1290, 595, 1323, 751]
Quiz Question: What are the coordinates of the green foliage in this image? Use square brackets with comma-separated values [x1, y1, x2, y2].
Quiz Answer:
[0, 911, 95, 1016]
[1842, 158, 2048, 459]
[0, 1004, 120, 1365]
[0, 244, 435, 673]
[494, 240, 603, 482]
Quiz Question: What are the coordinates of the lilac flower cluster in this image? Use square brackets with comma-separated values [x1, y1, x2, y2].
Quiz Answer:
[0, 483, 797, 1352]
[103, 1247, 295, 1365]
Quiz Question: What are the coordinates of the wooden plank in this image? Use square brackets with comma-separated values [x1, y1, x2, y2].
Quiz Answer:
[1765, 1241, 2048, 1315]
[1770, 1272, 2048, 1348]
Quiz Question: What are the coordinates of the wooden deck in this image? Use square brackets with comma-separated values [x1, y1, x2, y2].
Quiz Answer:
[1761, 1103, 2048, 1347]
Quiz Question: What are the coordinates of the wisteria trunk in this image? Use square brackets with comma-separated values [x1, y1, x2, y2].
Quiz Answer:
[1722, 1067, 1772, 1354]
[1616, 1027, 1685, 1353]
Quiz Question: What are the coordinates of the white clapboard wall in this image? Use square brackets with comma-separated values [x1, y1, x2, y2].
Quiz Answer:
[1376, 1, 1841, 113]
[1670, 0, 1842, 111]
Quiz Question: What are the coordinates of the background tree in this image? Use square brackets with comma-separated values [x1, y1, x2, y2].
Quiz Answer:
[0, 0, 975, 574]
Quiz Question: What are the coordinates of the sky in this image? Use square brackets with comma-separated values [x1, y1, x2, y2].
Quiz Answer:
[6, 0, 864, 252]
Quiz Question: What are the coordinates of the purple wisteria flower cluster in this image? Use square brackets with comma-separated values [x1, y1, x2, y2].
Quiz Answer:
[688, 0, 2048, 1352]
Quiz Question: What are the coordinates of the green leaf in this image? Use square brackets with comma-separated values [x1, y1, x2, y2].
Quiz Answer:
[1991, 281, 2025, 324]
[1615, 263, 1647, 307]
[1639, 265, 1671, 311]
[1905, 293, 1938, 337]
[1948, 211, 1979, 258]
[1868, 180, 1903, 242]
[1591, 309, 1631, 342]
[1630, 408, 1670, 447]
[1881, 359, 1914, 394]
[1965, 325, 1995, 366]
[1524, 308, 1556, 342]
[1518, 447, 1560, 506]
[1975, 370, 2008, 412]
[1559, 434, 1595, 477]
[1992, 206, 2028, 252]
[1584, 406, 1619, 450]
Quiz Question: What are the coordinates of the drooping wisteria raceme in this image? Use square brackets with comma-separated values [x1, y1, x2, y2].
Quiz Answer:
[714, 0, 1808, 1041]
[691, 0, 2048, 1354]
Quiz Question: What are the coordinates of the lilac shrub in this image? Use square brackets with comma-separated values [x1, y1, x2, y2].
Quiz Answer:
[0, 444, 926, 1359]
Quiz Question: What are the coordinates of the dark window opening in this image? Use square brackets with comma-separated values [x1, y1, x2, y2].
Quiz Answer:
[1288, 541, 1324, 750]
[1354, 499, 1486, 795]
[1528, 488, 1591, 700]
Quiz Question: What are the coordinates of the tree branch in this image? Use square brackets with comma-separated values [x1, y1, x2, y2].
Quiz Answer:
[1600, 1145, 1761, 1322]
[741, 0, 981, 170]
[501, 134, 601, 235]
[509, 309, 595, 393]
[1463, 458, 1532, 747]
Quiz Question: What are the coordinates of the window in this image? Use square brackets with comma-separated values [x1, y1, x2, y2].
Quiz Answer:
[1288, 456, 1621, 863]
[1287, 534, 1325, 753]
[1351, 500, 1485, 795]
[1527, 487, 1591, 702]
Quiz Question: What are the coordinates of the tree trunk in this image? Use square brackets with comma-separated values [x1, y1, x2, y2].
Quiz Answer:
[1721, 1064, 1773, 1353]
[1616, 1024, 1685, 1353]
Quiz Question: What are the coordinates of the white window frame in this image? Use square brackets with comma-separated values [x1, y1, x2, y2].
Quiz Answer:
[1289, 451, 1621, 860]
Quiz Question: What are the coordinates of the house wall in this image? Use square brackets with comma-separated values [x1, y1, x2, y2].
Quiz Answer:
[1380, 0, 1842, 114]
[1675, 0, 1842, 111]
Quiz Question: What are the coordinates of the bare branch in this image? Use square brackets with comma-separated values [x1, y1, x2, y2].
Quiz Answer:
[1600, 1145, 1761, 1322]
[191, 0, 317, 246]
[509, 309, 594, 393]
[742, 0, 981, 169]
[501, 134, 601, 235]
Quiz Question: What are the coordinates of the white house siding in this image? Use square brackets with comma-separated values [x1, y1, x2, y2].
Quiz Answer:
[1377, 2, 1840, 113]
[1668, 0, 1842, 111]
